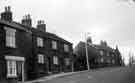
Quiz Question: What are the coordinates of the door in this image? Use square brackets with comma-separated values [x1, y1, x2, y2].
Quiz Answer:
[16, 61, 24, 82]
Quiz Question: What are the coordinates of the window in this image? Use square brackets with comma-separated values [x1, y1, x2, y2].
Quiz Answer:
[4, 26, 16, 48]
[53, 56, 58, 65]
[5, 56, 25, 78]
[107, 52, 110, 56]
[65, 58, 70, 66]
[100, 50, 104, 56]
[7, 60, 17, 77]
[37, 37, 43, 47]
[38, 54, 44, 64]
[107, 60, 111, 63]
[64, 44, 69, 52]
[52, 41, 57, 49]
[112, 60, 115, 64]
[100, 58, 104, 63]
[111, 54, 114, 57]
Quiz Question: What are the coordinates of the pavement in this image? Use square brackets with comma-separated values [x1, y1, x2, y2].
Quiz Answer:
[23, 70, 88, 83]
[23, 66, 135, 83]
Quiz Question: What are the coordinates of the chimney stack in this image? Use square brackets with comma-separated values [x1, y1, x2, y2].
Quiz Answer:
[21, 14, 32, 27]
[1, 6, 13, 22]
[37, 20, 46, 32]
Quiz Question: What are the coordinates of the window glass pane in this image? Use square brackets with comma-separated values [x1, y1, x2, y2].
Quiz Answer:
[65, 58, 70, 65]
[53, 56, 58, 64]
[7, 60, 17, 77]
[5, 27, 16, 48]
[64, 44, 69, 52]
[100, 50, 103, 56]
[52, 41, 57, 49]
[37, 37, 43, 47]
[38, 54, 44, 64]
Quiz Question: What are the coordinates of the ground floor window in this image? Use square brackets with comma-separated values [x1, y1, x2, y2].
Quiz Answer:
[100, 58, 104, 63]
[7, 60, 17, 77]
[112, 60, 115, 64]
[5, 56, 25, 81]
[53, 56, 58, 65]
[38, 54, 44, 64]
[65, 58, 70, 66]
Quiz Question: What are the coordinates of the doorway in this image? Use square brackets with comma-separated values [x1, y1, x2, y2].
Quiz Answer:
[16, 61, 24, 82]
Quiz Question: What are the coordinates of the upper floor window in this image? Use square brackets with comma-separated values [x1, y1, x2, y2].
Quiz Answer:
[38, 54, 44, 64]
[107, 52, 110, 56]
[52, 41, 57, 49]
[64, 44, 69, 52]
[4, 27, 16, 48]
[111, 54, 114, 57]
[53, 56, 58, 65]
[100, 50, 104, 56]
[37, 37, 43, 47]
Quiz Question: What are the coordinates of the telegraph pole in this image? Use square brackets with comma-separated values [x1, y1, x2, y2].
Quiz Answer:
[85, 33, 90, 71]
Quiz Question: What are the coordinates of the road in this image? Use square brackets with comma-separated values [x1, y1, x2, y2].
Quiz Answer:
[39, 66, 135, 83]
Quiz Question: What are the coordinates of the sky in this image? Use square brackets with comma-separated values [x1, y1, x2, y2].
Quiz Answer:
[0, 0, 135, 64]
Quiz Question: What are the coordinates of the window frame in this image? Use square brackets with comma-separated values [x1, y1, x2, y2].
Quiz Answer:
[65, 58, 70, 66]
[100, 58, 104, 63]
[37, 37, 44, 47]
[38, 54, 44, 64]
[64, 44, 69, 52]
[4, 26, 16, 48]
[53, 56, 58, 65]
[7, 60, 17, 78]
[100, 50, 104, 56]
[52, 40, 57, 50]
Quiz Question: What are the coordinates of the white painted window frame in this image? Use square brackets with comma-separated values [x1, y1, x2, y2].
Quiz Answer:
[4, 26, 16, 48]
[7, 60, 17, 77]
[37, 37, 43, 47]
[38, 54, 44, 64]
[52, 41, 57, 49]
[53, 56, 58, 65]
[5, 56, 25, 78]
[100, 50, 104, 56]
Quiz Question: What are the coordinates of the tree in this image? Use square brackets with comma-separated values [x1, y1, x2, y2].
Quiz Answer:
[128, 52, 135, 66]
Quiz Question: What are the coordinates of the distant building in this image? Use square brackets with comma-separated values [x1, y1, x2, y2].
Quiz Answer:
[74, 39, 122, 71]
[0, 6, 73, 83]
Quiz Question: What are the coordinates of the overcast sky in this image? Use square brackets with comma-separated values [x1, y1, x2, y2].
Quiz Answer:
[1, 0, 135, 64]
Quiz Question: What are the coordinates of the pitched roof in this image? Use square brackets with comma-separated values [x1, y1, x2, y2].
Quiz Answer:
[74, 41, 99, 59]
[0, 20, 72, 44]
[0, 20, 30, 32]
[74, 41, 116, 58]
[93, 44, 115, 52]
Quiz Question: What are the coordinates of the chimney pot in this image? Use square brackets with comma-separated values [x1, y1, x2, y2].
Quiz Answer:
[5, 6, 8, 12]
[21, 14, 32, 27]
[1, 6, 12, 22]
[7, 6, 11, 12]
[37, 20, 46, 32]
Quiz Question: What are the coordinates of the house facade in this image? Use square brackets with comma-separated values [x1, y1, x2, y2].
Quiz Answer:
[0, 6, 73, 83]
[74, 39, 123, 71]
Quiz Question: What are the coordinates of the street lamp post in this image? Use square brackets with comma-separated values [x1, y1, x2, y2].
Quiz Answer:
[85, 33, 90, 71]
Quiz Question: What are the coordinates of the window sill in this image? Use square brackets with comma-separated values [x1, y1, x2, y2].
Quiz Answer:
[7, 75, 17, 78]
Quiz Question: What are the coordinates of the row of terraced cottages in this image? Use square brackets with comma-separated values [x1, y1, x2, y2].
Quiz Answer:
[0, 6, 73, 83]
